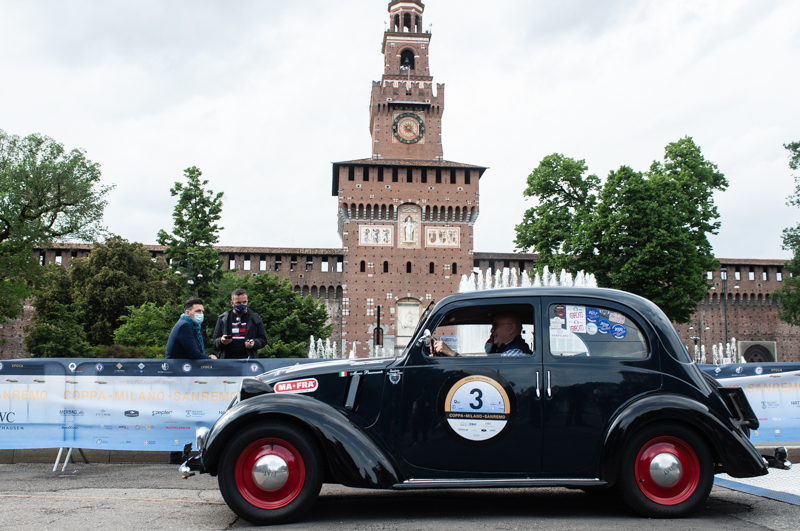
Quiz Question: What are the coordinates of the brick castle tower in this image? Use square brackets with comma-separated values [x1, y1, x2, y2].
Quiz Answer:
[332, 0, 487, 357]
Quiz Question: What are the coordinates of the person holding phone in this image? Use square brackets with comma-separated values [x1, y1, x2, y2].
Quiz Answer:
[212, 289, 267, 359]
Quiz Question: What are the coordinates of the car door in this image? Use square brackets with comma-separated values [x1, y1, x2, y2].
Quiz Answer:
[541, 297, 662, 476]
[396, 297, 544, 475]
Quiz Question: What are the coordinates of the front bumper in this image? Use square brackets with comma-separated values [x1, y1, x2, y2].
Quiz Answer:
[179, 452, 205, 479]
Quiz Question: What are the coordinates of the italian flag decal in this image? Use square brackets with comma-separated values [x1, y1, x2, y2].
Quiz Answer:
[338, 371, 348, 377]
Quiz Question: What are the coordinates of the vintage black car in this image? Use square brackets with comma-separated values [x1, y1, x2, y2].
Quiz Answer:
[180, 287, 781, 525]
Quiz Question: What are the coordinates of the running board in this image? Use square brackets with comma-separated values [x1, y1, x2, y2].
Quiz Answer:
[393, 478, 605, 489]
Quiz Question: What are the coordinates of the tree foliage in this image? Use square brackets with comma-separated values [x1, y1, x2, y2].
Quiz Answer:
[0, 129, 114, 322]
[156, 166, 224, 301]
[24, 236, 181, 354]
[205, 271, 332, 358]
[515, 137, 727, 323]
[114, 301, 183, 348]
[774, 141, 800, 325]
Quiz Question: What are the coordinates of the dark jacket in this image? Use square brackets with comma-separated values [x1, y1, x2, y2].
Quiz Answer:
[212, 308, 268, 359]
[165, 318, 210, 359]
[496, 334, 533, 356]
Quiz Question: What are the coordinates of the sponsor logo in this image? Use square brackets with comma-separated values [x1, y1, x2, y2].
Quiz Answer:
[68, 363, 77, 372]
[274, 378, 319, 394]
[116, 363, 123, 370]
[161, 363, 169, 371]
[166, 424, 191, 430]
[0, 425, 23, 430]
[96, 409, 111, 417]
[138, 363, 145, 370]
[124, 410, 139, 417]
[250, 363, 259, 373]
[735, 366, 744, 374]
[95, 363, 104, 372]
[0, 412, 16, 423]
[199, 365, 212, 369]
[61, 425, 78, 430]
[0, 362, 3, 370]
[151, 410, 172, 417]
[185, 410, 205, 418]
[761, 401, 780, 409]
[389, 370, 402, 385]
[118, 425, 129, 429]
[715, 367, 722, 374]
[60, 409, 84, 416]
[96, 438, 109, 445]
[755, 366, 764, 375]
[144, 440, 156, 445]
[182, 364, 191, 373]
[11, 364, 23, 368]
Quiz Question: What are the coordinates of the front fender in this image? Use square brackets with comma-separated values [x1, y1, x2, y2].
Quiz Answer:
[600, 394, 767, 484]
[201, 393, 401, 488]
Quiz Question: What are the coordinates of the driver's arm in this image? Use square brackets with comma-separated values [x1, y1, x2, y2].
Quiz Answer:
[432, 340, 459, 357]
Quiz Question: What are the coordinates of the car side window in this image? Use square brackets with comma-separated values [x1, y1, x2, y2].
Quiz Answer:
[548, 303, 648, 359]
[429, 303, 535, 357]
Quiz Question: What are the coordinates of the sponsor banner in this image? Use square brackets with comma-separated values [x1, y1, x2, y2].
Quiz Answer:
[0, 358, 320, 451]
[700, 363, 800, 444]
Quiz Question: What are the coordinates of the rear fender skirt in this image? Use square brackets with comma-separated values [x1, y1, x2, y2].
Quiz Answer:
[201, 394, 400, 488]
[600, 394, 767, 484]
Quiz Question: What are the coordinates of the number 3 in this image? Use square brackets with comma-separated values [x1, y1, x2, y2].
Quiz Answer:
[469, 388, 483, 410]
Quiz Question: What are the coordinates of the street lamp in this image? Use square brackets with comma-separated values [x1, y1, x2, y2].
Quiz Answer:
[688, 319, 710, 347]
[177, 252, 203, 300]
[721, 267, 729, 348]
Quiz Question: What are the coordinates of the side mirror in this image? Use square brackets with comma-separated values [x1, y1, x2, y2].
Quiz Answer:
[416, 329, 432, 348]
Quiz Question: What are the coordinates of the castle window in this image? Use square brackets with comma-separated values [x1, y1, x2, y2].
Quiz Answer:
[383, 261, 389, 273]
[360, 260, 366, 273]
[337, 257, 343, 273]
[392, 167, 399, 182]
[55, 252, 62, 266]
[229, 254, 236, 270]
[290, 255, 297, 272]
[450, 169, 456, 184]
[321, 257, 329, 272]
[749, 270, 754, 281]
[402, 14, 412, 33]
[763, 271, 768, 281]
[274, 256, 281, 271]
[348, 166, 355, 181]
[400, 48, 415, 69]
[406, 261, 412, 274]
[407, 168, 413, 183]
[259, 254, 267, 271]
[306, 257, 313, 271]
[244, 254, 251, 271]
[378, 167, 384, 182]
[452, 263, 457, 275]
[429, 262, 435, 274]
[777, 272, 783, 281]
[734, 270, 741, 281]
[421, 168, 427, 183]
[465, 170, 471, 185]
[363, 167, 369, 181]
[436, 169, 442, 183]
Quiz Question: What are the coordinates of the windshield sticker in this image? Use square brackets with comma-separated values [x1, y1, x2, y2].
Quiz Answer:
[273, 378, 318, 394]
[597, 319, 612, 334]
[611, 324, 627, 339]
[586, 322, 598, 335]
[586, 308, 601, 322]
[566, 305, 586, 333]
[609, 312, 626, 324]
[550, 317, 565, 328]
[554, 305, 566, 318]
[443, 375, 511, 442]
[550, 328, 571, 340]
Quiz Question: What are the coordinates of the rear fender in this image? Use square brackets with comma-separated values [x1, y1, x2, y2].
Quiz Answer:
[201, 393, 401, 488]
[600, 394, 767, 484]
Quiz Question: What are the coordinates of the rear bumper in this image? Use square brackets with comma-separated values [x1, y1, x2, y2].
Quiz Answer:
[179, 454, 205, 479]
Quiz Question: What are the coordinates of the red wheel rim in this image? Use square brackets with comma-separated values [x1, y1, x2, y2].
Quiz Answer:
[635, 436, 700, 505]
[234, 438, 305, 509]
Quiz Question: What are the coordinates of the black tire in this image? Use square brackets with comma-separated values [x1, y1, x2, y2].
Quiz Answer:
[218, 421, 323, 525]
[618, 422, 713, 518]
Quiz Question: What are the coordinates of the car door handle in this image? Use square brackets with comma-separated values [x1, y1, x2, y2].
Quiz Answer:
[547, 371, 552, 398]
[535, 371, 540, 398]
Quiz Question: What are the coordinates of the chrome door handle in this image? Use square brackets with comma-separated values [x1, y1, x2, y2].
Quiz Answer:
[547, 371, 551, 398]
[535, 371, 540, 398]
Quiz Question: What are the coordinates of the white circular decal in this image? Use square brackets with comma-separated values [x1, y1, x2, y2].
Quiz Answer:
[443, 375, 511, 441]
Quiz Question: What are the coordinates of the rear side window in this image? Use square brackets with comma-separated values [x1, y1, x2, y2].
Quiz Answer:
[548, 304, 648, 359]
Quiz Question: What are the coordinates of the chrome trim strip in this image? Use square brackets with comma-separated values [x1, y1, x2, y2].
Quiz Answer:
[393, 478, 604, 489]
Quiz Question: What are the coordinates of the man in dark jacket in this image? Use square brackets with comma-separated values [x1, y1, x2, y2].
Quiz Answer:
[165, 298, 217, 360]
[213, 289, 267, 359]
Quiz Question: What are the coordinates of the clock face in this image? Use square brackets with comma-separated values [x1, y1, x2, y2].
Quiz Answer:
[392, 112, 425, 144]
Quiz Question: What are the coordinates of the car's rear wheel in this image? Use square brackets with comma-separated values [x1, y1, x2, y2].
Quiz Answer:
[218, 421, 323, 525]
[618, 423, 713, 518]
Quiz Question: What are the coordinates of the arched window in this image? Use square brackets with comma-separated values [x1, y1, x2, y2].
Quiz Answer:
[406, 261, 412, 274]
[335, 286, 343, 300]
[319, 286, 327, 299]
[311, 286, 318, 299]
[383, 261, 389, 273]
[452, 262, 457, 275]
[393, 14, 400, 32]
[403, 13, 412, 32]
[400, 49, 415, 70]
[429, 262, 435, 274]
[302, 286, 309, 297]
[360, 260, 366, 273]
[293, 285, 301, 293]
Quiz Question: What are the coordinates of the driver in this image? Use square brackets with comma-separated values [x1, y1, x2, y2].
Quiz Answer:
[432, 312, 532, 357]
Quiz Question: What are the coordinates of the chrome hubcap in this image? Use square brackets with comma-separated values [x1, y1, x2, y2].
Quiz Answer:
[649, 452, 683, 488]
[252, 454, 289, 491]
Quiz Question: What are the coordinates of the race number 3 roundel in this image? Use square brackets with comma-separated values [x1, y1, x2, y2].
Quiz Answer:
[440, 373, 514, 445]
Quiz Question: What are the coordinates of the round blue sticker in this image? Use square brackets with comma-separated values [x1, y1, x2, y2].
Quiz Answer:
[586, 308, 601, 322]
[597, 319, 611, 334]
[611, 324, 627, 339]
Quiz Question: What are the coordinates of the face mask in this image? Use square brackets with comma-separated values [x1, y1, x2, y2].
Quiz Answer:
[233, 304, 247, 313]
[192, 313, 204, 325]
[484, 342, 493, 354]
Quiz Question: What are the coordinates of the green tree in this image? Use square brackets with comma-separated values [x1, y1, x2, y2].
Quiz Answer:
[156, 166, 223, 301]
[114, 301, 183, 348]
[774, 141, 800, 325]
[0, 129, 114, 323]
[515, 137, 727, 323]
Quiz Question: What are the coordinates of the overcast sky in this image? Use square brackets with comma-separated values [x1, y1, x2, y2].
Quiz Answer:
[2, 0, 798, 259]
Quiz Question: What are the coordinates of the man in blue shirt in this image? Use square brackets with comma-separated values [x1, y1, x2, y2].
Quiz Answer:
[166, 298, 217, 360]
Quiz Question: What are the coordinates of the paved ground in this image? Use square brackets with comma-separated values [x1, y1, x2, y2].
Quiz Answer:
[0, 463, 799, 530]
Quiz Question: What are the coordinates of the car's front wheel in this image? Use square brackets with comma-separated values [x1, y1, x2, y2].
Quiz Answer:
[218, 421, 323, 525]
[618, 422, 713, 518]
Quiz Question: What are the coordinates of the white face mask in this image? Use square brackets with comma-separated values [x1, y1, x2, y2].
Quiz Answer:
[192, 313, 204, 325]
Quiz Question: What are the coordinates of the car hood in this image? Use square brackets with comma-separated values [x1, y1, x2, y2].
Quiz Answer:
[259, 357, 399, 384]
